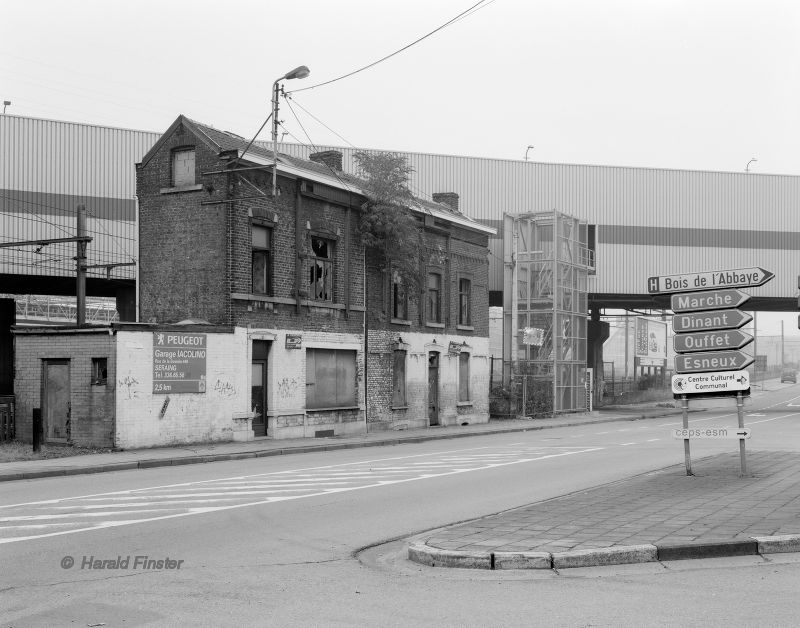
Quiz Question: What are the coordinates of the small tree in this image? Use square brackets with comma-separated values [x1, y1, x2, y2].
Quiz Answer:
[353, 151, 423, 296]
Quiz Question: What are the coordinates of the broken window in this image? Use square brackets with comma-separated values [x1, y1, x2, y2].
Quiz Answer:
[309, 237, 333, 302]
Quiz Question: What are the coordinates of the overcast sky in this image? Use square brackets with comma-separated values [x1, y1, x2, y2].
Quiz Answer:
[2, 0, 799, 337]
[3, 0, 799, 173]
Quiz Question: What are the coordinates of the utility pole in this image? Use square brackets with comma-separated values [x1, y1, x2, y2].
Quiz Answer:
[76, 204, 87, 326]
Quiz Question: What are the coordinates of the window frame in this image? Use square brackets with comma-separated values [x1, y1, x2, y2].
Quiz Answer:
[391, 270, 408, 321]
[171, 147, 196, 187]
[91, 357, 108, 386]
[457, 276, 472, 326]
[251, 221, 273, 296]
[308, 236, 335, 302]
[426, 269, 443, 324]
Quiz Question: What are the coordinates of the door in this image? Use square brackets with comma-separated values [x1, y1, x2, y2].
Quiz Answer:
[428, 352, 439, 426]
[251, 340, 270, 437]
[43, 360, 70, 442]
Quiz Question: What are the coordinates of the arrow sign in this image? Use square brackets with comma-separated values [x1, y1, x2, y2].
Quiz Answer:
[672, 427, 751, 439]
[673, 309, 753, 333]
[675, 351, 754, 373]
[673, 329, 753, 353]
[670, 289, 750, 313]
[648, 267, 774, 294]
[671, 369, 749, 394]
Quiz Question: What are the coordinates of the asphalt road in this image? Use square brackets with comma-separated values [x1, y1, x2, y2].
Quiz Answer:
[2, 382, 800, 627]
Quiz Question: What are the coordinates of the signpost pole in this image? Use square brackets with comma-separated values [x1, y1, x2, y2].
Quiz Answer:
[736, 391, 747, 477]
[681, 394, 693, 476]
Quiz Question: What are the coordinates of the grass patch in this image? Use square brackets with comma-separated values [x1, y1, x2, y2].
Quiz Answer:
[0, 441, 112, 463]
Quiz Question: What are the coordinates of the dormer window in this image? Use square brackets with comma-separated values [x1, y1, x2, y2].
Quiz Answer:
[172, 148, 195, 187]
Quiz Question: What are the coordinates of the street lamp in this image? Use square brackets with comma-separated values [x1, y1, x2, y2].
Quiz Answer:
[746, 157, 757, 172]
[272, 65, 310, 195]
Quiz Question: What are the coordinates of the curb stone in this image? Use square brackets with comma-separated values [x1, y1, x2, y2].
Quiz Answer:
[552, 544, 658, 569]
[408, 534, 800, 570]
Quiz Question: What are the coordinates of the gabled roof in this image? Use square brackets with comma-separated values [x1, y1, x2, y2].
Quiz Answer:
[139, 115, 494, 236]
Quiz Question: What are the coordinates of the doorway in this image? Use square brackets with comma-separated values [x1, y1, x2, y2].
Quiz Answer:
[43, 360, 70, 442]
[428, 351, 439, 426]
[251, 340, 270, 437]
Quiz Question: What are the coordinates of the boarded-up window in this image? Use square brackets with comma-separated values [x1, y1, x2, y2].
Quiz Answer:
[172, 148, 195, 187]
[306, 349, 357, 409]
[458, 352, 470, 402]
[392, 349, 406, 406]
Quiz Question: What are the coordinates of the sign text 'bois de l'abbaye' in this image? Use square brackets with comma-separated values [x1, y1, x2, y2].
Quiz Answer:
[647, 267, 773, 392]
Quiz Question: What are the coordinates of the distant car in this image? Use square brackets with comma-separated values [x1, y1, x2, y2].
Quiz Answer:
[781, 370, 797, 384]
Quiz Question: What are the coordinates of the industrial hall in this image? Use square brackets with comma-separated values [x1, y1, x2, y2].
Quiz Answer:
[1, 113, 799, 446]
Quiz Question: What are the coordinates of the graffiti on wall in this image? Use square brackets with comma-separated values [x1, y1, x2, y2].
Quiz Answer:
[276, 377, 299, 399]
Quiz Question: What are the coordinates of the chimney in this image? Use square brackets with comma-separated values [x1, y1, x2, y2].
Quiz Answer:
[309, 150, 343, 172]
[432, 192, 459, 212]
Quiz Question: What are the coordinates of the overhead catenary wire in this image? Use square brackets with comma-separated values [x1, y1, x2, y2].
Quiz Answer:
[288, 0, 491, 94]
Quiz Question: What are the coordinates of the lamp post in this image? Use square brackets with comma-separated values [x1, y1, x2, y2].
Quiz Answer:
[272, 65, 310, 195]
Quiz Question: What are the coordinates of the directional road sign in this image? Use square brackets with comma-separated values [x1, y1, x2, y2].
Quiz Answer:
[672, 427, 751, 440]
[648, 267, 774, 294]
[673, 309, 753, 333]
[673, 329, 753, 353]
[675, 351, 754, 374]
[670, 288, 750, 313]
[671, 369, 749, 394]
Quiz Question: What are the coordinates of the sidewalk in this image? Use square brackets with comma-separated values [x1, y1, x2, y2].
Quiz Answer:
[0, 404, 682, 482]
[409, 450, 800, 570]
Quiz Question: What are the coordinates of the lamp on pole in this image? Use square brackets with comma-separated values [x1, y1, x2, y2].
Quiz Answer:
[746, 157, 757, 172]
[272, 65, 310, 195]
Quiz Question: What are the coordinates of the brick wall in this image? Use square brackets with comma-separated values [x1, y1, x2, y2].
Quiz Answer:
[365, 218, 491, 431]
[14, 329, 116, 447]
[137, 123, 229, 324]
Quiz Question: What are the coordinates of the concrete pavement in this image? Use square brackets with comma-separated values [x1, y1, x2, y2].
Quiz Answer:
[409, 450, 800, 570]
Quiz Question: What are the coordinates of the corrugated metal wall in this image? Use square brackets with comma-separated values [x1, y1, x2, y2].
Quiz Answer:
[1, 115, 798, 300]
[275, 142, 800, 300]
[0, 115, 159, 279]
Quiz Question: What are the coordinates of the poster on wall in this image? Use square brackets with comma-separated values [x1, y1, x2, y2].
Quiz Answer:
[153, 332, 207, 394]
[635, 318, 667, 365]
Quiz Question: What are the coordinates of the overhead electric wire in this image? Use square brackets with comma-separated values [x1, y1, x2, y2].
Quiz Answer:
[289, 0, 490, 94]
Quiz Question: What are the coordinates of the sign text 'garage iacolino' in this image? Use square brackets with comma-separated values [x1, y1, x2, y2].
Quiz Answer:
[153, 332, 207, 394]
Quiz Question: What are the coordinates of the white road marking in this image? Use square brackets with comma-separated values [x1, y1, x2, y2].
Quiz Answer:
[0, 445, 605, 545]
